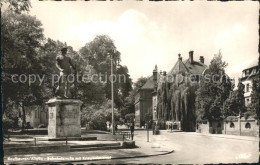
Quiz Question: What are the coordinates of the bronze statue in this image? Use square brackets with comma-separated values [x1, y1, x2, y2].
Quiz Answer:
[55, 45, 76, 98]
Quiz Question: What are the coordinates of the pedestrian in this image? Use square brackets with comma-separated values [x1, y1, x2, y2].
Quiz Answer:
[130, 123, 135, 140]
[115, 124, 118, 133]
[152, 123, 155, 135]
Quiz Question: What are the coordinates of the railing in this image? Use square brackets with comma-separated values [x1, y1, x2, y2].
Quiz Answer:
[120, 131, 132, 141]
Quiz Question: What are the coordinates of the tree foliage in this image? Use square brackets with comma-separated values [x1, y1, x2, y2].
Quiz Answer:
[1, 10, 45, 128]
[81, 100, 120, 130]
[79, 35, 133, 113]
[1, 9, 134, 130]
[195, 52, 233, 122]
[223, 81, 246, 117]
[125, 113, 135, 123]
[247, 77, 260, 119]
[1, 0, 31, 14]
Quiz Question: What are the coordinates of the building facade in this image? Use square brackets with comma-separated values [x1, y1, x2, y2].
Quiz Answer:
[241, 63, 259, 106]
[153, 51, 207, 131]
[134, 77, 154, 128]
[19, 105, 48, 128]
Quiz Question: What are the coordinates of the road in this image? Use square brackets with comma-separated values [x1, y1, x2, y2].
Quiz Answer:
[84, 130, 259, 164]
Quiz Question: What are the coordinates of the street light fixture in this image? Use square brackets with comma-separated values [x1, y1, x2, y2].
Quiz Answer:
[108, 49, 118, 135]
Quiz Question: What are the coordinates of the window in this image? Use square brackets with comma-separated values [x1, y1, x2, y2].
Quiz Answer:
[245, 70, 250, 76]
[35, 110, 37, 118]
[246, 84, 250, 92]
[230, 122, 235, 128]
[242, 72, 245, 77]
[245, 122, 251, 129]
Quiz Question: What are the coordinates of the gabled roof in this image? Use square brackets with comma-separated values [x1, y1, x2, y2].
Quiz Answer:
[168, 59, 190, 75]
[140, 76, 154, 90]
[183, 59, 207, 75]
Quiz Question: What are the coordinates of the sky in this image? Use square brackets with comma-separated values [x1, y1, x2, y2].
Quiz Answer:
[28, 1, 259, 83]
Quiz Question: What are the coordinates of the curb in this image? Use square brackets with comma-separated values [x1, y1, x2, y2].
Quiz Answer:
[35, 149, 175, 164]
[166, 131, 259, 142]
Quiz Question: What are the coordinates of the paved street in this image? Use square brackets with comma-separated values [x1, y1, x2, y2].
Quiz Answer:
[85, 130, 259, 164]
[4, 130, 259, 164]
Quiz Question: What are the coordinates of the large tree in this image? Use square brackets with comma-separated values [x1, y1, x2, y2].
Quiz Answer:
[1, 0, 31, 14]
[195, 52, 233, 122]
[247, 77, 260, 119]
[1, 10, 45, 128]
[79, 35, 132, 110]
[222, 81, 246, 117]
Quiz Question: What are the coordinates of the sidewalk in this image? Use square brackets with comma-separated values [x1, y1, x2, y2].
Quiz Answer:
[4, 131, 174, 164]
[161, 130, 259, 141]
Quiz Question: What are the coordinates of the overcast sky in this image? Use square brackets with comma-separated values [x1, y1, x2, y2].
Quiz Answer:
[29, 1, 259, 83]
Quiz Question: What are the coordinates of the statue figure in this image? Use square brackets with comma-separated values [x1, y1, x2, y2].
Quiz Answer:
[55, 45, 76, 98]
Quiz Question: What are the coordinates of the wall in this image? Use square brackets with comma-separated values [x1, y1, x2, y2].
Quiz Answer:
[25, 106, 40, 128]
[196, 121, 223, 134]
[135, 104, 140, 127]
[140, 90, 153, 127]
[224, 120, 259, 137]
[152, 94, 157, 121]
[134, 93, 141, 127]
[134, 89, 153, 128]
[40, 108, 48, 126]
[196, 122, 210, 134]
[224, 121, 240, 135]
[25, 106, 48, 128]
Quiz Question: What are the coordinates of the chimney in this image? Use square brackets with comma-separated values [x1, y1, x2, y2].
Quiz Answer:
[189, 51, 194, 64]
[178, 53, 182, 61]
[199, 56, 204, 64]
[153, 65, 158, 82]
[153, 65, 158, 91]
[163, 71, 166, 76]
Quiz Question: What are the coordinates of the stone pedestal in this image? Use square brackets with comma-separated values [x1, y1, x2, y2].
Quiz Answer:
[46, 98, 82, 138]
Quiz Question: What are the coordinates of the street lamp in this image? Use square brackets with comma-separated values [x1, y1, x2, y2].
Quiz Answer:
[108, 50, 119, 135]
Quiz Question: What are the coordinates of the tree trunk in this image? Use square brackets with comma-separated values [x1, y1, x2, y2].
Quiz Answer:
[2, 93, 7, 115]
[22, 102, 26, 130]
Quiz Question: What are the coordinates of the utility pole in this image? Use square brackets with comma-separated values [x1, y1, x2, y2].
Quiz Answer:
[146, 123, 149, 142]
[110, 53, 115, 135]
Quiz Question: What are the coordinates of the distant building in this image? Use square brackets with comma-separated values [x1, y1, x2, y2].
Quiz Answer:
[134, 77, 154, 128]
[241, 63, 259, 106]
[144, 51, 207, 131]
[19, 105, 48, 128]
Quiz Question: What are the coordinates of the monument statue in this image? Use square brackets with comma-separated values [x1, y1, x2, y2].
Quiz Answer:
[55, 45, 76, 98]
[47, 43, 82, 138]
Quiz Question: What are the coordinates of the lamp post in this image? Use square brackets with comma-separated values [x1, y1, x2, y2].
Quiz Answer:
[108, 52, 115, 135]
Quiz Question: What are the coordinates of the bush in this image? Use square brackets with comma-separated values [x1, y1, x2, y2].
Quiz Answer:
[88, 111, 107, 131]
[81, 100, 120, 130]
[3, 117, 15, 132]
[125, 113, 135, 123]
[157, 119, 166, 129]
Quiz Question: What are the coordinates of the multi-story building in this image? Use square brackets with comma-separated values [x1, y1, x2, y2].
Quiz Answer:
[241, 62, 259, 106]
[134, 77, 154, 128]
[136, 51, 207, 131]
[155, 51, 207, 131]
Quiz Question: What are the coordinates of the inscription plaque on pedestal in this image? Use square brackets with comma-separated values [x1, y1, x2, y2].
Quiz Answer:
[46, 98, 82, 137]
